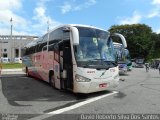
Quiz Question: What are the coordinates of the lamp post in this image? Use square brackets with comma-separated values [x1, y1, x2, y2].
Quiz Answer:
[47, 20, 50, 51]
[10, 18, 13, 62]
[0, 37, 2, 61]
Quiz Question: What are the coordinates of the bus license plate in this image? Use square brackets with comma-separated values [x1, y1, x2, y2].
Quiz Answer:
[99, 83, 107, 88]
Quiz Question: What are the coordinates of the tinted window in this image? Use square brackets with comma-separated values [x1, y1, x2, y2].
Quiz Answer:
[41, 34, 48, 42]
[63, 31, 70, 40]
[49, 28, 63, 41]
[24, 46, 36, 55]
[36, 42, 47, 52]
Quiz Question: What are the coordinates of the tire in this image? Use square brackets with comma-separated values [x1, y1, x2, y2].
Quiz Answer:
[26, 67, 30, 77]
[49, 71, 55, 88]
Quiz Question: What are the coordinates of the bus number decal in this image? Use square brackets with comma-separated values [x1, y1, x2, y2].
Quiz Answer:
[87, 71, 95, 73]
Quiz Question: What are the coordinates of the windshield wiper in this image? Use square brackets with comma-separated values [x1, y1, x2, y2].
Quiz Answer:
[81, 61, 93, 68]
[92, 59, 117, 65]
[92, 58, 105, 61]
[105, 61, 117, 66]
[92, 59, 117, 68]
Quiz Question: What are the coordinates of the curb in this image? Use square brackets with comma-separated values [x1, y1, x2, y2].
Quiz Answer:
[1, 69, 22, 72]
[1, 69, 25, 75]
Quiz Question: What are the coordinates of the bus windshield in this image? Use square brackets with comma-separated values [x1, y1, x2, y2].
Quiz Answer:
[124, 49, 131, 61]
[114, 43, 132, 65]
[114, 43, 127, 63]
[74, 27, 115, 68]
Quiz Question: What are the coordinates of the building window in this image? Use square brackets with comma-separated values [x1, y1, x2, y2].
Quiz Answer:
[15, 49, 19, 57]
[4, 49, 7, 52]
[3, 53, 7, 57]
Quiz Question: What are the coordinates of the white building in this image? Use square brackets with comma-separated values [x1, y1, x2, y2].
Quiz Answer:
[0, 35, 38, 62]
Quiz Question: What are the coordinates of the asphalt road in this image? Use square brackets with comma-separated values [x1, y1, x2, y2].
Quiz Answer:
[0, 68, 160, 120]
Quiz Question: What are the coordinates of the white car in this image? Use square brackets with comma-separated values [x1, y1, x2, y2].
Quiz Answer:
[118, 63, 128, 75]
[1, 57, 10, 63]
[14, 57, 22, 63]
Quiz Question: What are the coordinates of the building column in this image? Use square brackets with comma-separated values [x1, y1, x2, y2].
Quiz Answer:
[19, 47, 21, 58]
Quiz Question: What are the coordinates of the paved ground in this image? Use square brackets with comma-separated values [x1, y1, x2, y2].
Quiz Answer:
[0, 68, 160, 120]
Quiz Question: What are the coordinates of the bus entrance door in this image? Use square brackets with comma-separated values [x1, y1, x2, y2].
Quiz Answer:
[61, 41, 73, 90]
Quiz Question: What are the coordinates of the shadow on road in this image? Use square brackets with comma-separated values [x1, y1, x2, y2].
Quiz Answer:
[1, 75, 76, 105]
[114, 91, 126, 99]
[0, 74, 113, 107]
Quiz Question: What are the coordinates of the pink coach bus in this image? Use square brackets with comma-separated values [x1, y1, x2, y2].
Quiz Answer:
[22, 24, 127, 93]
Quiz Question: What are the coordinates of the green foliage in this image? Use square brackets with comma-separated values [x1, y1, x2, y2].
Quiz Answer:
[149, 33, 160, 59]
[109, 24, 154, 60]
[1, 63, 22, 69]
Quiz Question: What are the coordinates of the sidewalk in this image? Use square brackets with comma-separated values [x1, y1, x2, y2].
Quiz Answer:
[1, 68, 22, 72]
[1, 68, 25, 75]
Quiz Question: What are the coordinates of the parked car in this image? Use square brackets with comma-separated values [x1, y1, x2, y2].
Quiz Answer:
[134, 58, 145, 68]
[1, 57, 10, 63]
[14, 57, 22, 63]
[118, 62, 128, 75]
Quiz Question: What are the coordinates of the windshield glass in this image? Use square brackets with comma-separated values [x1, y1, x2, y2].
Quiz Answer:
[114, 44, 131, 64]
[74, 26, 116, 68]
[124, 49, 131, 60]
[114, 45, 125, 62]
[124, 49, 132, 65]
[136, 58, 144, 64]
[113, 42, 127, 63]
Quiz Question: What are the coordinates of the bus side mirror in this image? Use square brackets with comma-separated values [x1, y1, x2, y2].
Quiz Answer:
[70, 27, 79, 45]
[113, 33, 127, 48]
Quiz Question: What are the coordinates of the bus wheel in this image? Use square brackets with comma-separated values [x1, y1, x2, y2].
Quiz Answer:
[49, 71, 55, 88]
[26, 67, 30, 77]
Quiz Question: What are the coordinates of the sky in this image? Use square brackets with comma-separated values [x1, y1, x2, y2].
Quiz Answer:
[0, 0, 160, 36]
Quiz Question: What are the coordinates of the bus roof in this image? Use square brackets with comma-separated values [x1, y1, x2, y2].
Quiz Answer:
[25, 24, 110, 48]
[48, 24, 109, 34]
[25, 38, 39, 48]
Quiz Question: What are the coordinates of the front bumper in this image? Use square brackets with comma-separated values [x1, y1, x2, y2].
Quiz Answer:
[73, 78, 119, 94]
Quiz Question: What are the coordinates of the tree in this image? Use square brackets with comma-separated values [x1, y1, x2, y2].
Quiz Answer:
[109, 24, 152, 60]
[149, 33, 160, 59]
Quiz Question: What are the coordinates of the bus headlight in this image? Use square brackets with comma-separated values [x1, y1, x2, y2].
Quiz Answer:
[75, 74, 91, 82]
[113, 74, 119, 79]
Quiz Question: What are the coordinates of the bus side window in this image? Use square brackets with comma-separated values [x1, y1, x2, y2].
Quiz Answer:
[63, 30, 70, 41]
[53, 44, 59, 51]
[24, 48, 29, 55]
[36, 42, 47, 52]
[48, 44, 54, 51]
[50, 28, 63, 42]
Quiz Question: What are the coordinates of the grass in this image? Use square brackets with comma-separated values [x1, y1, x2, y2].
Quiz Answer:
[1, 63, 23, 69]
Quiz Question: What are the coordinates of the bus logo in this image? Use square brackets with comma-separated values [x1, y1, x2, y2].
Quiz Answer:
[87, 71, 95, 73]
